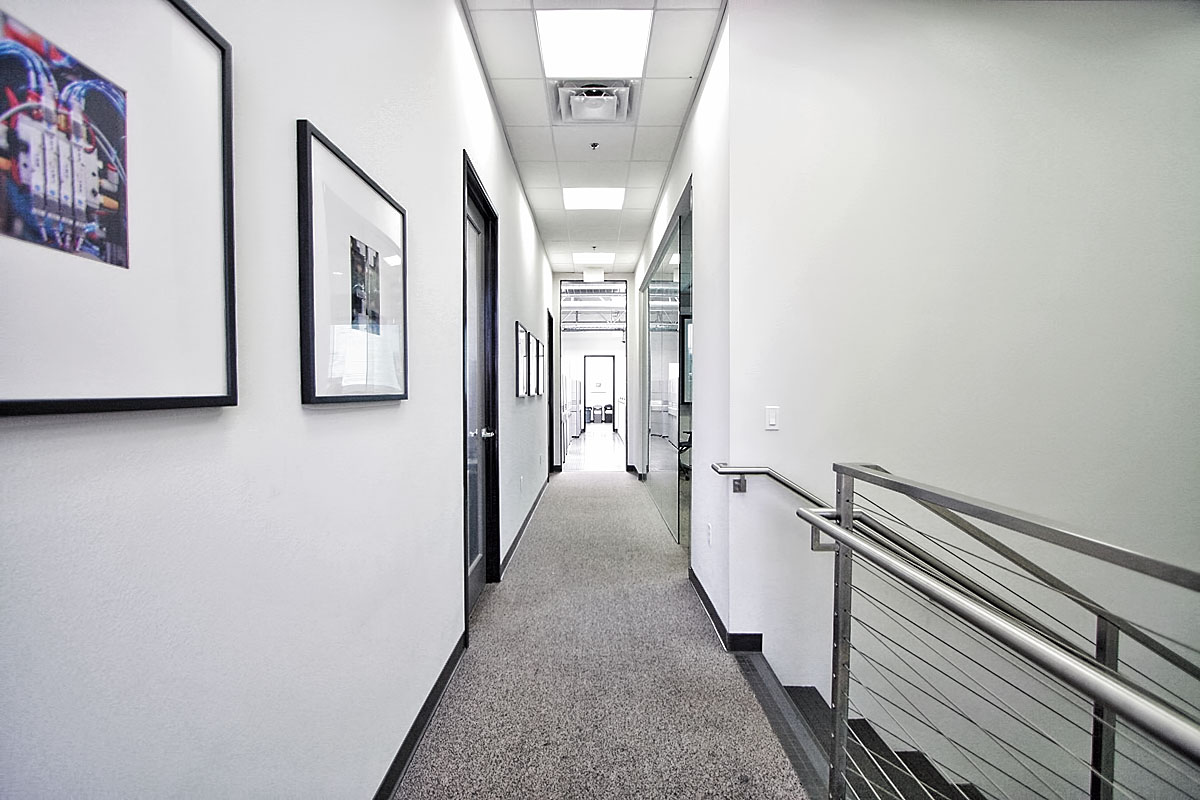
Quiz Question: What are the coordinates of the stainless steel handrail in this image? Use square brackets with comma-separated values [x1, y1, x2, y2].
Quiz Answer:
[798, 506, 1200, 765]
[835, 462, 1200, 591]
[712, 462, 826, 507]
[710, 461, 1096, 659]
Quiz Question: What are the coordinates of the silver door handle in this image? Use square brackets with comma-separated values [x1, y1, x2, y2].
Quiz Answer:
[481, 428, 496, 439]
[467, 429, 479, 438]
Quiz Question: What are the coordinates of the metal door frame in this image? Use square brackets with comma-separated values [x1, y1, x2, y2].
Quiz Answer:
[463, 152, 500, 636]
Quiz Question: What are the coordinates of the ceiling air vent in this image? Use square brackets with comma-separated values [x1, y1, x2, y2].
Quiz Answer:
[553, 80, 636, 124]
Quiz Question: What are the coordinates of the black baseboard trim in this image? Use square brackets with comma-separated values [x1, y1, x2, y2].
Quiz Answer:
[499, 478, 548, 578]
[549, 465, 562, 473]
[372, 631, 466, 800]
[626, 464, 638, 474]
[688, 568, 763, 653]
[728, 632, 764, 651]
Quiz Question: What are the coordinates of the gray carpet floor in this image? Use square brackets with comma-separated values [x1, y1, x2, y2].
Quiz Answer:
[391, 471, 809, 799]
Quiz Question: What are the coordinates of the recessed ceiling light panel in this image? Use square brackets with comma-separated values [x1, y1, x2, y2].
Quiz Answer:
[573, 252, 616, 266]
[536, 10, 654, 79]
[563, 187, 625, 210]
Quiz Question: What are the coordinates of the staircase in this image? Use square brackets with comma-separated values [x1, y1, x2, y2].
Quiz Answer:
[785, 686, 987, 800]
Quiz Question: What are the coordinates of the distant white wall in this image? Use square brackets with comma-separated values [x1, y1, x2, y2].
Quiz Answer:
[638, 14, 731, 620]
[562, 331, 627, 434]
[724, 0, 1200, 689]
[552, 274, 633, 468]
[0, 0, 550, 796]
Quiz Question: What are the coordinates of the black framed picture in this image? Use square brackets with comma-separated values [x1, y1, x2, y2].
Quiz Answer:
[0, 0, 236, 415]
[297, 120, 408, 404]
[516, 321, 529, 397]
[535, 338, 545, 396]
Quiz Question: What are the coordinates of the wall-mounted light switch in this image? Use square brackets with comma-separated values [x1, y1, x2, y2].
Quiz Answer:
[765, 405, 780, 431]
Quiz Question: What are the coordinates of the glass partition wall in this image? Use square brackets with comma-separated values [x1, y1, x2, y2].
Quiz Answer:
[642, 193, 692, 547]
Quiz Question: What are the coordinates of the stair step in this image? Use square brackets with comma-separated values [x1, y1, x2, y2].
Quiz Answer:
[849, 719, 926, 799]
[896, 751, 960, 800]
[784, 686, 832, 757]
[783, 686, 987, 800]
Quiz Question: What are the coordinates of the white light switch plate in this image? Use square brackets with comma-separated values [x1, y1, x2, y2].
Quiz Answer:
[765, 405, 780, 431]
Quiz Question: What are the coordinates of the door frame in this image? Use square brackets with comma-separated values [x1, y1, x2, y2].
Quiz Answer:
[547, 309, 558, 474]
[462, 151, 501, 634]
[582, 354, 615, 431]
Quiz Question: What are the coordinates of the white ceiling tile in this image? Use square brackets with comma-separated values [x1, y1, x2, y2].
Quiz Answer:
[492, 80, 551, 126]
[626, 161, 668, 187]
[636, 78, 695, 126]
[470, 11, 543, 79]
[552, 127, 635, 162]
[526, 188, 566, 211]
[618, 209, 653, 242]
[568, 209, 622, 242]
[506, 126, 555, 161]
[558, 161, 629, 187]
[534, 0, 653, 8]
[571, 239, 622, 254]
[645, 10, 720, 79]
[632, 126, 679, 161]
[518, 161, 561, 187]
[468, 0, 531, 8]
[567, 210, 622, 230]
[536, 210, 571, 241]
[653, 0, 721, 8]
[622, 187, 660, 210]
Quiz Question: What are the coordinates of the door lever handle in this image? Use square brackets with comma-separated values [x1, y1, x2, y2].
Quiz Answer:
[467, 429, 479, 438]
[480, 428, 496, 439]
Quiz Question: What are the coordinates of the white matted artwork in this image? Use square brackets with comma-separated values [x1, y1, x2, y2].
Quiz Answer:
[0, 0, 235, 414]
[515, 321, 528, 398]
[298, 120, 407, 403]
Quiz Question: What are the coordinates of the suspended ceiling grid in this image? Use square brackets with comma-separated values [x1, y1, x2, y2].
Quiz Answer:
[463, 0, 723, 273]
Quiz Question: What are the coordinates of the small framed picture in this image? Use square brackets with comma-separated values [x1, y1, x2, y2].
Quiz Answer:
[535, 338, 545, 396]
[297, 120, 408, 404]
[516, 321, 529, 397]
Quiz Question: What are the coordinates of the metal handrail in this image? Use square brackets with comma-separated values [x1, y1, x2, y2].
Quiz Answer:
[712, 462, 825, 506]
[836, 462, 1200, 592]
[710, 461, 1097, 660]
[798, 506, 1200, 766]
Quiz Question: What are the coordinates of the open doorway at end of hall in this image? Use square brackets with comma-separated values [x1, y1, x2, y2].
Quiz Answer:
[559, 279, 628, 472]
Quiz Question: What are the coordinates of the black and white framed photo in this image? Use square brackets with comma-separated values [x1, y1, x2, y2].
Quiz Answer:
[0, 0, 235, 415]
[515, 321, 529, 397]
[297, 120, 408, 404]
[535, 338, 545, 396]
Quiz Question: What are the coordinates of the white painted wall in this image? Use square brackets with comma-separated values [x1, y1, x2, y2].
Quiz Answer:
[551, 274, 633, 469]
[0, 1, 550, 796]
[638, 15, 731, 621]
[723, 0, 1200, 693]
[562, 331, 627, 435]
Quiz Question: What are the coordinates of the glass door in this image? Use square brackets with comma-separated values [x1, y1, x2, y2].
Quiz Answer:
[644, 226, 681, 542]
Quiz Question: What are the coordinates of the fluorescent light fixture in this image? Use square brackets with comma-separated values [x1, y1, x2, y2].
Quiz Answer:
[383, 255, 403, 267]
[536, 10, 653, 79]
[563, 187, 625, 210]
[582, 266, 605, 283]
[573, 252, 616, 266]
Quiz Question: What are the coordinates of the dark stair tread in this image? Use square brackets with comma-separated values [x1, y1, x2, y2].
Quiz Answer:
[784, 686, 833, 757]
[848, 719, 926, 799]
[896, 751, 960, 800]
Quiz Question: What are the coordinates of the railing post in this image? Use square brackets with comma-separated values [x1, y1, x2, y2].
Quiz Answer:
[829, 472, 855, 800]
[1090, 615, 1119, 800]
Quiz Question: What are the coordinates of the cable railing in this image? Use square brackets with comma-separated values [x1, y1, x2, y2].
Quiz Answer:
[711, 461, 1200, 800]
